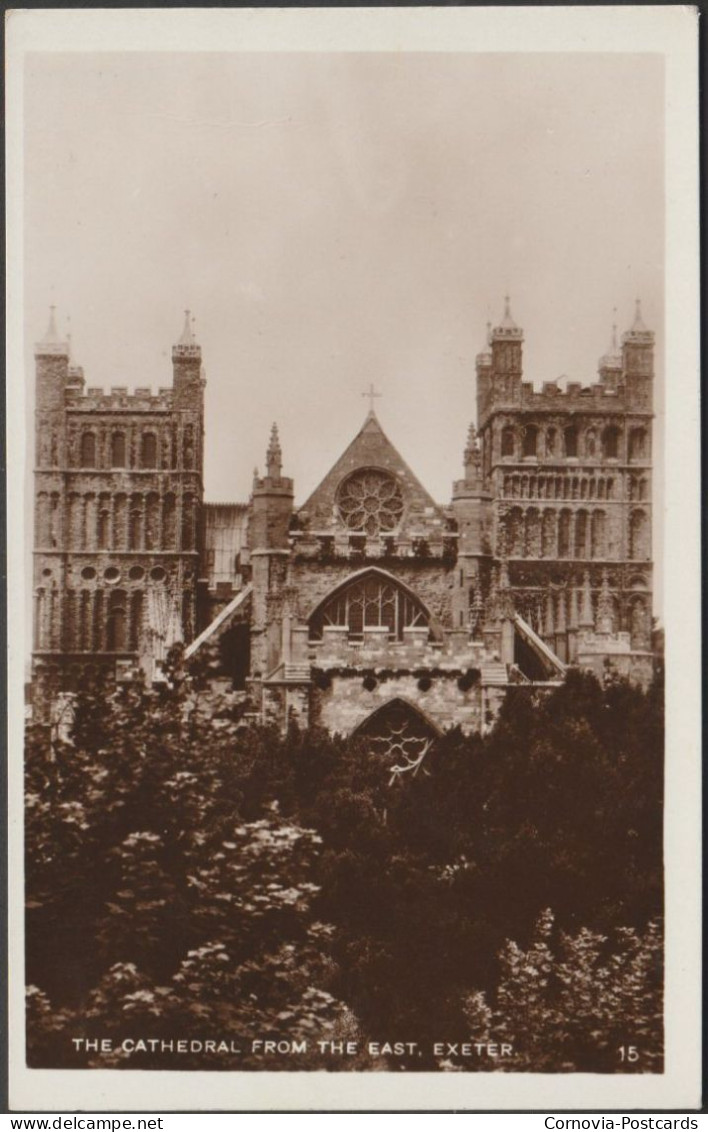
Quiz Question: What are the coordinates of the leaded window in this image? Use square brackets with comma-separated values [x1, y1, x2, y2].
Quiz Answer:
[336, 469, 404, 536]
[309, 571, 430, 641]
[355, 699, 438, 763]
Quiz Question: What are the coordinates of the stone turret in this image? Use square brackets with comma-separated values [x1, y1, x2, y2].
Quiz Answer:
[490, 296, 523, 383]
[452, 422, 491, 632]
[598, 313, 622, 391]
[35, 306, 70, 413]
[622, 300, 654, 409]
[172, 309, 203, 408]
[250, 424, 294, 551]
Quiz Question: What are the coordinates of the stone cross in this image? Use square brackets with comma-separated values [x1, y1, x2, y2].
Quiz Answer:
[362, 383, 382, 413]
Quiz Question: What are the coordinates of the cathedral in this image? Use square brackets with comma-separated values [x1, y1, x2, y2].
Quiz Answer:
[31, 300, 656, 749]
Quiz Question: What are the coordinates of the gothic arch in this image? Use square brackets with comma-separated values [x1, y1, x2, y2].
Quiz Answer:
[524, 508, 541, 556]
[591, 510, 607, 558]
[574, 510, 588, 558]
[629, 427, 648, 462]
[80, 431, 96, 468]
[111, 431, 127, 468]
[351, 696, 441, 760]
[503, 507, 524, 557]
[501, 426, 515, 457]
[541, 509, 557, 558]
[522, 424, 539, 458]
[629, 509, 650, 560]
[603, 425, 621, 459]
[308, 567, 438, 641]
[141, 431, 158, 469]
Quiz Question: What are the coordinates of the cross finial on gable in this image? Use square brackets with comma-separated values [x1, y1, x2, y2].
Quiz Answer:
[362, 383, 382, 413]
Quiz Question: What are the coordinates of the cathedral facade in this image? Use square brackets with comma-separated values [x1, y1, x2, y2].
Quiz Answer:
[31, 301, 656, 747]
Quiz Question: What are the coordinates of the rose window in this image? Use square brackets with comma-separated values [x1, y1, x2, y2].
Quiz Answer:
[337, 469, 404, 536]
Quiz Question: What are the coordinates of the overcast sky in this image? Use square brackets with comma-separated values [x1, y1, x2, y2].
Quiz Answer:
[24, 50, 664, 592]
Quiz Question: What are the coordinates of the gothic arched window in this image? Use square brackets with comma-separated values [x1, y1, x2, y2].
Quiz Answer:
[501, 426, 515, 457]
[353, 698, 440, 764]
[80, 432, 96, 468]
[183, 425, 195, 469]
[141, 432, 158, 469]
[629, 509, 649, 560]
[336, 470, 404, 537]
[107, 590, 127, 652]
[111, 432, 127, 468]
[591, 510, 607, 558]
[522, 425, 538, 458]
[558, 509, 572, 557]
[603, 426, 620, 459]
[574, 510, 588, 558]
[629, 428, 647, 462]
[182, 493, 196, 551]
[309, 569, 431, 641]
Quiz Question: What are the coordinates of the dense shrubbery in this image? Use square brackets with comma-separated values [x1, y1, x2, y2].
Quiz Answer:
[25, 657, 663, 1071]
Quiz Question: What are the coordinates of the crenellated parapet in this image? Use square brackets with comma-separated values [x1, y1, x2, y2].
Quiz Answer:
[477, 299, 654, 431]
[31, 309, 207, 716]
[70, 387, 175, 411]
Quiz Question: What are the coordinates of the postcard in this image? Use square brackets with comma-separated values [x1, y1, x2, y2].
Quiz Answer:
[6, 5, 701, 1113]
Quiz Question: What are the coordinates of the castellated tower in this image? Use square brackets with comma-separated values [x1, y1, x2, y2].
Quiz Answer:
[473, 299, 654, 684]
[32, 309, 205, 716]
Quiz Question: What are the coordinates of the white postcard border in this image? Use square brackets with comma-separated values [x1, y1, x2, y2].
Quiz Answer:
[6, 5, 701, 1112]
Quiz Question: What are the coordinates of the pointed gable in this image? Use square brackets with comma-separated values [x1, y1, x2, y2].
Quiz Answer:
[298, 411, 447, 537]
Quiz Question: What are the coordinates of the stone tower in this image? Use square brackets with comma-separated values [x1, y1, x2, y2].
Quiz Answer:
[31, 310, 205, 715]
[474, 299, 654, 683]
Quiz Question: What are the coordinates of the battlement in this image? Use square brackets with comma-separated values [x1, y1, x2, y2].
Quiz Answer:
[479, 372, 652, 425]
[68, 385, 175, 412]
[519, 379, 624, 409]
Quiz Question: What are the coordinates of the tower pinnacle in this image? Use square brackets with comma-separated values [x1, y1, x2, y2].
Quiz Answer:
[599, 308, 622, 374]
[44, 305, 60, 343]
[632, 298, 647, 333]
[35, 305, 69, 357]
[267, 422, 282, 479]
[491, 295, 523, 342]
[172, 308, 201, 362]
[178, 309, 193, 346]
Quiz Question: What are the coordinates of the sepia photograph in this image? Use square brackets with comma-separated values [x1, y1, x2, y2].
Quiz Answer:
[7, 6, 700, 1113]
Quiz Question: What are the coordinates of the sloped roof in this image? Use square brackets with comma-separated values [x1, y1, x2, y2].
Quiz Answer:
[298, 411, 446, 536]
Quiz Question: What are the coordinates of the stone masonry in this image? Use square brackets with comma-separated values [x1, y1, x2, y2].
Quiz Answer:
[31, 299, 656, 736]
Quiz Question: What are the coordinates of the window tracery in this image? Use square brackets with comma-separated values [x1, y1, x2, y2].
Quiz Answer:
[336, 469, 404, 536]
[354, 699, 438, 764]
[309, 571, 430, 641]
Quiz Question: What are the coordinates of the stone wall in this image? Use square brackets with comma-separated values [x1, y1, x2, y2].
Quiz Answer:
[312, 673, 486, 737]
[287, 559, 456, 633]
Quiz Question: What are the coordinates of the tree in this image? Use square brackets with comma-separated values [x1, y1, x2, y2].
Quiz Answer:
[455, 910, 663, 1073]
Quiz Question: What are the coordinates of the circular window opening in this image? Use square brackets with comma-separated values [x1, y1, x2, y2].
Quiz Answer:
[104, 567, 120, 584]
[337, 469, 404, 537]
[81, 566, 96, 581]
[150, 566, 167, 582]
[42, 568, 52, 578]
[128, 566, 145, 581]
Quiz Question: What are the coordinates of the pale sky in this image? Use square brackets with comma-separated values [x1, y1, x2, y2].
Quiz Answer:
[24, 50, 664, 592]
